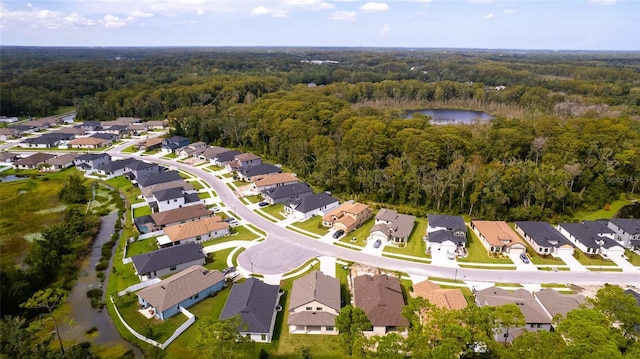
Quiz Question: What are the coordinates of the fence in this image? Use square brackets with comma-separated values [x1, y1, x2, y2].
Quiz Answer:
[117, 278, 161, 297]
[161, 306, 196, 349]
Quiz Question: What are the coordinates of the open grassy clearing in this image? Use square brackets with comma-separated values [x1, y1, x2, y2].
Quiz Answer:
[126, 237, 158, 257]
[573, 250, 616, 266]
[290, 216, 327, 236]
[203, 248, 236, 272]
[573, 196, 636, 221]
[625, 250, 640, 266]
[457, 227, 514, 264]
[133, 205, 151, 218]
[260, 203, 286, 220]
[105, 175, 144, 204]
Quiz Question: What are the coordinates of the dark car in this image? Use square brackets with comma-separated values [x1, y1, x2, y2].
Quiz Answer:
[332, 229, 345, 239]
[222, 267, 236, 276]
[258, 201, 269, 207]
[224, 217, 236, 223]
[373, 239, 382, 248]
[519, 253, 530, 264]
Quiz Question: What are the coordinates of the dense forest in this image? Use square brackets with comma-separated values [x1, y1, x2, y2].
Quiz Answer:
[2, 47, 640, 221]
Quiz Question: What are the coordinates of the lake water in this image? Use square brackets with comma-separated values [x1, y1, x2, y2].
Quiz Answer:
[0, 174, 31, 182]
[406, 109, 494, 124]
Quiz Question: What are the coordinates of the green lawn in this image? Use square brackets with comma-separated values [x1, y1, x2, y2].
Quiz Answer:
[291, 216, 328, 236]
[260, 203, 286, 220]
[222, 172, 234, 178]
[457, 228, 513, 264]
[231, 226, 261, 241]
[190, 180, 204, 190]
[232, 180, 246, 188]
[339, 218, 376, 246]
[384, 217, 429, 258]
[245, 224, 267, 237]
[116, 293, 188, 344]
[126, 237, 158, 257]
[198, 192, 211, 199]
[245, 195, 262, 204]
[105, 175, 143, 204]
[286, 226, 322, 238]
[133, 205, 151, 218]
[427, 276, 465, 284]
[121, 145, 139, 153]
[573, 196, 636, 221]
[625, 250, 640, 266]
[203, 248, 236, 272]
[161, 153, 179, 159]
[335, 263, 352, 305]
[179, 171, 193, 179]
[573, 250, 616, 266]
[142, 149, 161, 156]
[528, 252, 565, 265]
[589, 267, 624, 272]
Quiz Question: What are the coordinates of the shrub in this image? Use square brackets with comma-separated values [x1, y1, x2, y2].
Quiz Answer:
[86, 288, 103, 300]
[85, 327, 98, 335]
[97, 272, 105, 282]
[95, 261, 109, 271]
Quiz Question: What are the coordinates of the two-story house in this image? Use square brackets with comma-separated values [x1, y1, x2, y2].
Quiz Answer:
[322, 201, 373, 233]
[426, 214, 467, 255]
[369, 209, 416, 246]
[288, 271, 340, 335]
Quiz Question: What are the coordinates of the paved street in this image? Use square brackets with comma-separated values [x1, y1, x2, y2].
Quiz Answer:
[110, 151, 640, 286]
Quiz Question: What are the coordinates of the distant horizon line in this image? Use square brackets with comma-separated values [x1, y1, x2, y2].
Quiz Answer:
[1, 45, 639, 53]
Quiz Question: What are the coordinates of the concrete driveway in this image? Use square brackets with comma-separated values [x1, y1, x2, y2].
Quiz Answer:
[554, 253, 588, 272]
[430, 247, 460, 268]
[507, 252, 538, 271]
[361, 238, 385, 256]
[607, 253, 638, 272]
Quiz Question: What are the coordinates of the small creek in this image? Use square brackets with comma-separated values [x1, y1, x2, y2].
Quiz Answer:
[59, 211, 143, 358]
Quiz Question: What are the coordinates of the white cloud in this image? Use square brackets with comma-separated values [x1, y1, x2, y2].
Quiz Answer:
[130, 10, 154, 18]
[284, 0, 334, 10]
[103, 14, 127, 28]
[360, 2, 389, 12]
[503, 9, 515, 14]
[251, 6, 269, 15]
[197, 9, 204, 15]
[470, 0, 495, 3]
[590, 0, 616, 4]
[483, 13, 493, 20]
[379, 23, 390, 37]
[330, 10, 356, 21]
[64, 12, 97, 27]
[415, 0, 432, 2]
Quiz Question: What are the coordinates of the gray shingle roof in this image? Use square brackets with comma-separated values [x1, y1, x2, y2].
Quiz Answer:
[239, 164, 282, 178]
[153, 187, 184, 201]
[137, 171, 182, 187]
[289, 271, 340, 311]
[215, 150, 242, 163]
[428, 230, 462, 244]
[475, 287, 551, 324]
[373, 209, 416, 239]
[262, 183, 312, 201]
[14, 152, 56, 166]
[515, 221, 574, 249]
[137, 266, 224, 313]
[131, 242, 205, 275]
[534, 288, 584, 318]
[220, 277, 281, 334]
[559, 221, 617, 249]
[609, 218, 640, 235]
[75, 153, 110, 162]
[150, 204, 212, 226]
[96, 158, 134, 173]
[428, 214, 465, 232]
[288, 193, 338, 214]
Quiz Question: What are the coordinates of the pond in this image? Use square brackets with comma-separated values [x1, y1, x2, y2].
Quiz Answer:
[406, 108, 494, 124]
[0, 174, 31, 182]
[616, 202, 640, 219]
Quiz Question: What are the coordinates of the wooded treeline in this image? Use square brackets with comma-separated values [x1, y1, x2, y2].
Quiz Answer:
[2, 47, 639, 220]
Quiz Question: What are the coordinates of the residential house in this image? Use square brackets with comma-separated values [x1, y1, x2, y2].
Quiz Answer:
[138, 137, 164, 151]
[514, 221, 575, 256]
[237, 163, 282, 181]
[225, 153, 261, 172]
[21, 120, 49, 131]
[128, 123, 147, 135]
[261, 183, 313, 205]
[0, 152, 19, 163]
[145, 120, 167, 129]
[19, 133, 73, 148]
[74, 153, 111, 172]
[557, 221, 625, 258]
[353, 274, 408, 336]
[14, 153, 56, 170]
[475, 287, 552, 343]
[157, 216, 230, 248]
[90, 132, 119, 141]
[220, 277, 283, 343]
[150, 187, 201, 213]
[9, 125, 34, 134]
[136, 265, 225, 320]
[199, 146, 229, 162]
[79, 121, 102, 132]
[607, 218, 640, 250]
[53, 127, 86, 136]
[162, 136, 190, 153]
[177, 141, 207, 157]
[322, 201, 373, 233]
[534, 288, 584, 325]
[141, 180, 195, 202]
[411, 280, 467, 310]
[95, 158, 135, 178]
[369, 209, 416, 246]
[426, 214, 467, 255]
[149, 204, 213, 230]
[251, 173, 299, 192]
[284, 193, 340, 220]
[102, 117, 140, 127]
[131, 242, 206, 281]
[136, 171, 182, 188]
[0, 116, 19, 123]
[42, 153, 78, 171]
[210, 150, 242, 167]
[470, 220, 527, 255]
[69, 137, 111, 149]
[0, 128, 22, 141]
[125, 160, 161, 180]
[288, 271, 340, 335]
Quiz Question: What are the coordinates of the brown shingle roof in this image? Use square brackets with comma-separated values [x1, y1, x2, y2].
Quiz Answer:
[236, 153, 260, 161]
[44, 153, 79, 166]
[534, 288, 585, 318]
[353, 274, 408, 327]
[141, 180, 194, 198]
[69, 137, 108, 146]
[14, 153, 56, 166]
[251, 173, 299, 187]
[411, 280, 468, 310]
[137, 265, 224, 312]
[163, 216, 229, 242]
[150, 204, 213, 226]
[471, 220, 525, 248]
[475, 287, 551, 324]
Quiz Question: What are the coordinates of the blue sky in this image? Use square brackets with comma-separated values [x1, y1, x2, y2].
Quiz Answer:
[1, 0, 638, 50]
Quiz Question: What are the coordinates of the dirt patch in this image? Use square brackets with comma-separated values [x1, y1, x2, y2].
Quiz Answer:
[182, 157, 203, 166]
[569, 283, 640, 299]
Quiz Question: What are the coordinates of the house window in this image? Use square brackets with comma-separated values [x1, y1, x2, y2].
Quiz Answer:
[261, 335, 266, 341]
[167, 200, 170, 204]
[196, 235, 202, 241]
[306, 307, 312, 311]
[316, 307, 322, 311]
[192, 293, 199, 300]
[174, 199, 178, 202]
[170, 266, 177, 271]
[326, 326, 334, 331]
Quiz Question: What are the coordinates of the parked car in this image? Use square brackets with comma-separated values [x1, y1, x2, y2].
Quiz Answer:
[447, 251, 456, 260]
[222, 267, 236, 276]
[373, 239, 382, 248]
[258, 201, 269, 207]
[332, 229, 345, 239]
[224, 217, 237, 223]
[520, 253, 530, 264]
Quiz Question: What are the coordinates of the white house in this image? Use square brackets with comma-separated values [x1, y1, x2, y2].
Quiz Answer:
[288, 271, 340, 335]
[157, 216, 230, 248]
[557, 221, 625, 258]
[514, 221, 575, 256]
[283, 193, 339, 220]
[607, 218, 640, 250]
[426, 214, 467, 255]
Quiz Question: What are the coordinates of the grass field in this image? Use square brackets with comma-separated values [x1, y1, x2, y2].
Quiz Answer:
[574, 196, 636, 221]
[116, 293, 188, 344]
[260, 203, 286, 220]
[126, 237, 158, 257]
[384, 218, 428, 258]
[291, 216, 327, 236]
[133, 205, 151, 218]
[105, 175, 144, 204]
[573, 250, 616, 267]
